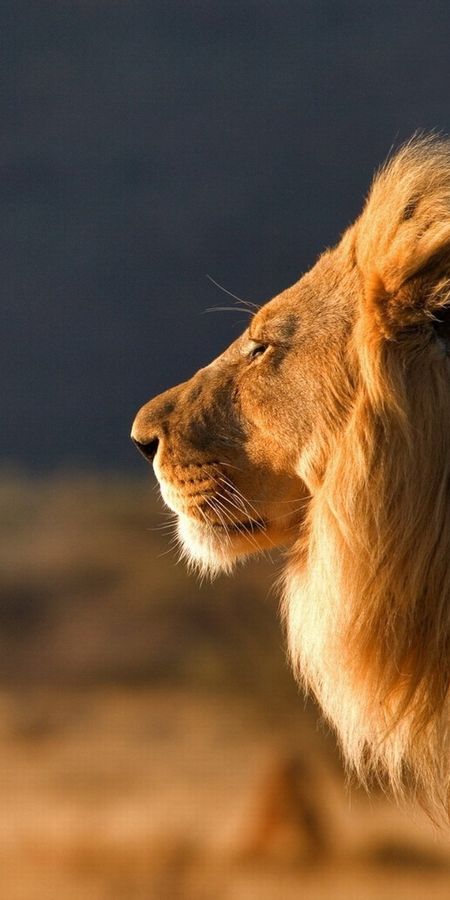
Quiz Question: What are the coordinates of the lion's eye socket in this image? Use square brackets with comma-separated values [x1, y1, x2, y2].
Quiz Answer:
[246, 340, 269, 360]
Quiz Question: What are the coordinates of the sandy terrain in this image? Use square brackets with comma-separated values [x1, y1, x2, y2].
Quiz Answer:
[0, 686, 449, 900]
[1, 474, 450, 898]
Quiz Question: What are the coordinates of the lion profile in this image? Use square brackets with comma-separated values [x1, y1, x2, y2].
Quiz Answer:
[132, 135, 450, 817]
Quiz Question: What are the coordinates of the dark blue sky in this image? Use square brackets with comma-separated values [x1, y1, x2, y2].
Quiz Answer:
[3, 0, 450, 470]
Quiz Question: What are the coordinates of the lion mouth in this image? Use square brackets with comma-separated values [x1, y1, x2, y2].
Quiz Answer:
[209, 518, 267, 535]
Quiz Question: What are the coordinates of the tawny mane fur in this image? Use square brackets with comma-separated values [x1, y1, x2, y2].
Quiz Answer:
[132, 135, 450, 818]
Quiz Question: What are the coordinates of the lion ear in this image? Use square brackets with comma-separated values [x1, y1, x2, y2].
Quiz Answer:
[356, 136, 450, 335]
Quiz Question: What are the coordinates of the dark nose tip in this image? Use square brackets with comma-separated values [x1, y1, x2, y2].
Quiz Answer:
[131, 436, 159, 463]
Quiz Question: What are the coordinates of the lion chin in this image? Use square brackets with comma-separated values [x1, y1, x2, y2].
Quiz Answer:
[176, 512, 299, 578]
[132, 134, 450, 820]
[176, 514, 253, 577]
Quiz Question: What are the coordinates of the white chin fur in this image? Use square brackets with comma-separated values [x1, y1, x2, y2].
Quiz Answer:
[176, 514, 246, 578]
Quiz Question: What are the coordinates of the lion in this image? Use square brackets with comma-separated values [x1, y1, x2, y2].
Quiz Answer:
[131, 135, 450, 817]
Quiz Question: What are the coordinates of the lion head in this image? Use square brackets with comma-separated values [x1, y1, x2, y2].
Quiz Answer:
[132, 136, 450, 816]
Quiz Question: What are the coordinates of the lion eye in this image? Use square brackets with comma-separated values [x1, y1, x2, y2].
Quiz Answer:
[246, 339, 269, 360]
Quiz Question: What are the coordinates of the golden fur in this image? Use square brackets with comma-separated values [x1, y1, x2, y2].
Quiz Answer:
[132, 136, 450, 816]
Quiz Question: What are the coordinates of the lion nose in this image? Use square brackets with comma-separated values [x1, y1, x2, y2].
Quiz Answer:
[131, 436, 159, 463]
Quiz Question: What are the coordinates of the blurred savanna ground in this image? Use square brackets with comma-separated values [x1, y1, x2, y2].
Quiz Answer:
[1, 471, 450, 899]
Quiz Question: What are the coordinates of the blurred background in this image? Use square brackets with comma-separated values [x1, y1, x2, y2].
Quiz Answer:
[3, 1, 450, 897]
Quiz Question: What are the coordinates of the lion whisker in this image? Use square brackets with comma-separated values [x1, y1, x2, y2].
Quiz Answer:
[205, 274, 260, 311]
[201, 496, 233, 549]
[212, 489, 266, 535]
[214, 474, 263, 521]
[209, 494, 264, 554]
[203, 306, 252, 318]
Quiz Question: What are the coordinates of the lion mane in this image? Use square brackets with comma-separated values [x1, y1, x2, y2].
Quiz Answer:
[132, 136, 450, 817]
